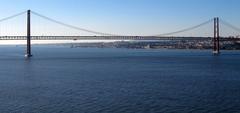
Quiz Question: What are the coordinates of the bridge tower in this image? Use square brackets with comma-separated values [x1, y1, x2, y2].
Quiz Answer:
[25, 10, 32, 57]
[213, 17, 220, 55]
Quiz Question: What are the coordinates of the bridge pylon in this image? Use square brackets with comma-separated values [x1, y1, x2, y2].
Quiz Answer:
[25, 10, 32, 57]
[213, 17, 220, 55]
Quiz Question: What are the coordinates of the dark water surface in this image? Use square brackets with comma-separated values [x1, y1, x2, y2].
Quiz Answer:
[0, 45, 240, 113]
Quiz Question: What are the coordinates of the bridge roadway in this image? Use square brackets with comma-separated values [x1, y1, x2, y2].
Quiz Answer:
[0, 36, 239, 41]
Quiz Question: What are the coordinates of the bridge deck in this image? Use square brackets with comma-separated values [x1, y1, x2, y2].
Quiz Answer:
[0, 36, 239, 41]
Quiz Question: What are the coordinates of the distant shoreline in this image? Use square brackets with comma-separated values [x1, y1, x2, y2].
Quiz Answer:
[0, 40, 239, 50]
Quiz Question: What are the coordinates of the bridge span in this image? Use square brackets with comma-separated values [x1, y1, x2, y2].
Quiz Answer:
[0, 36, 239, 42]
[0, 10, 240, 57]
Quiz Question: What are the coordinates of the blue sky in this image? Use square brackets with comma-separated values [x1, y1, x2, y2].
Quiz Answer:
[0, 0, 239, 36]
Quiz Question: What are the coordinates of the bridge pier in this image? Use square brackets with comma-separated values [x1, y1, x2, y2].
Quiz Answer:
[25, 10, 32, 57]
[213, 17, 220, 55]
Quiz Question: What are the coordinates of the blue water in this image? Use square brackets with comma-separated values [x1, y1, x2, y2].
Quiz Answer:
[0, 45, 240, 113]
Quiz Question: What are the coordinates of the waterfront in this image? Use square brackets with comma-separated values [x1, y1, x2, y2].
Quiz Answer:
[0, 45, 240, 113]
[1, 39, 239, 50]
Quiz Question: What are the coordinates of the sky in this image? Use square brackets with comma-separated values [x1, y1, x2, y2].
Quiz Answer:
[0, 0, 239, 36]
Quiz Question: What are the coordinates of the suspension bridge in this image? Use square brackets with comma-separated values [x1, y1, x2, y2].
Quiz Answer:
[0, 10, 240, 57]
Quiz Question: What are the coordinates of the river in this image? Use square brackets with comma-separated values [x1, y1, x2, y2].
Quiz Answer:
[0, 45, 239, 113]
